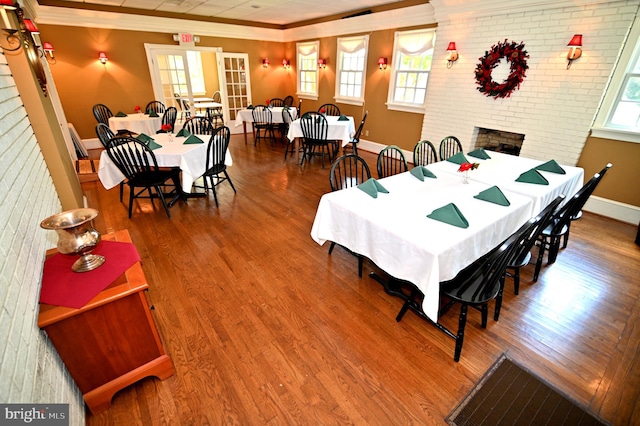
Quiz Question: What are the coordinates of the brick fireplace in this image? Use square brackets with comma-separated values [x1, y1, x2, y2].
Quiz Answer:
[473, 128, 525, 156]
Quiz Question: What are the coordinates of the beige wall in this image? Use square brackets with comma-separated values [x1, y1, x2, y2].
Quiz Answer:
[577, 137, 640, 207]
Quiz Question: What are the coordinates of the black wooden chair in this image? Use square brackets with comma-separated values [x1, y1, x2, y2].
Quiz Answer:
[328, 154, 372, 277]
[282, 109, 297, 158]
[396, 223, 525, 362]
[95, 123, 115, 148]
[145, 101, 166, 115]
[207, 91, 224, 128]
[413, 140, 438, 166]
[377, 145, 408, 178]
[201, 126, 236, 207]
[505, 195, 565, 295]
[318, 103, 341, 116]
[296, 99, 303, 118]
[158, 107, 177, 133]
[92, 104, 113, 125]
[533, 165, 612, 281]
[299, 112, 331, 168]
[269, 98, 285, 107]
[439, 136, 463, 161]
[183, 117, 214, 135]
[252, 105, 276, 145]
[344, 111, 368, 156]
[105, 137, 185, 219]
[283, 95, 294, 107]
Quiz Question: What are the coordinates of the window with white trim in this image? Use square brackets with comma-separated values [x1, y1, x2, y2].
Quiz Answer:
[297, 41, 319, 99]
[387, 29, 436, 113]
[335, 35, 369, 106]
[592, 15, 640, 143]
[186, 51, 206, 95]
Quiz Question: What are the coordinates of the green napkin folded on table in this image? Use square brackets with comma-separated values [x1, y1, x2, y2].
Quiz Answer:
[410, 166, 437, 181]
[357, 178, 389, 199]
[137, 133, 154, 143]
[516, 169, 549, 185]
[247, 105, 255, 110]
[427, 203, 469, 228]
[535, 159, 566, 174]
[283, 105, 290, 110]
[338, 114, 349, 121]
[183, 135, 203, 144]
[467, 148, 491, 160]
[446, 151, 469, 165]
[115, 111, 127, 117]
[176, 128, 191, 138]
[148, 110, 159, 118]
[474, 185, 510, 206]
[147, 140, 163, 150]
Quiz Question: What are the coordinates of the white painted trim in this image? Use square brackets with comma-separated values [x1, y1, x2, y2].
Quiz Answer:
[590, 127, 640, 143]
[83, 138, 102, 150]
[583, 196, 640, 225]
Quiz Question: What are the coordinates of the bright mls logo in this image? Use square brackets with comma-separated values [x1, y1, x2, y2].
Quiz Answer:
[1, 404, 68, 425]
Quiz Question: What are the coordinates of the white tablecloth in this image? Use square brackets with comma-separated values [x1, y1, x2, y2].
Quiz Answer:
[109, 114, 162, 135]
[234, 107, 298, 127]
[311, 171, 534, 322]
[428, 151, 584, 214]
[287, 115, 355, 147]
[98, 133, 232, 193]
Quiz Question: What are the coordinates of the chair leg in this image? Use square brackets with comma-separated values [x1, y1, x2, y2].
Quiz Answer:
[548, 236, 561, 264]
[357, 255, 363, 278]
[209, 176, 219, 207]
[328, 242, 336, 254]
[128, 184, 135, 218]
[453, 305, 468, 362]
[224, 171, 236, 193]
[563, 223, 571, 248]
[155, 185, 171, 219]
[533, 239, 546, 282]
[119, 182, 124, 202]
[513, 267, 520, 295]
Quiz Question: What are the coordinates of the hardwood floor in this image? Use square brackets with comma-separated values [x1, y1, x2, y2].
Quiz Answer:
[83, 135, 640, 425]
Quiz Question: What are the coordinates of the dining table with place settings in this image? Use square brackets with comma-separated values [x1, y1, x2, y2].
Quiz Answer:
[310, 152, 584, 323]
[97, 132, 232, 195]
[234, 107, 299, 143]
[109, 113, 162, 135]
[287, 114, 356, 161]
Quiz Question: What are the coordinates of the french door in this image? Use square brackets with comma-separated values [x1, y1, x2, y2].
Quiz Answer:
[217, 52, 252, 133]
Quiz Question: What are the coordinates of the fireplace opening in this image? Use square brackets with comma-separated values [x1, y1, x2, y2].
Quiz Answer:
[473, 128, 524, 156]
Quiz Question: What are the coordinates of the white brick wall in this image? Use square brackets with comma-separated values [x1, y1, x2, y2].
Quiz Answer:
[422, 0, 638, 166]
[0, 54, 84, 424]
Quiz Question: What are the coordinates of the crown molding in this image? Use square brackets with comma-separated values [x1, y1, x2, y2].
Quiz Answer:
[29, 0, 435, 43]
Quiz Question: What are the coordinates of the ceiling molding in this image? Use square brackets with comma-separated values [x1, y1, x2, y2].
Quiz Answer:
[29, 0, 435, 43]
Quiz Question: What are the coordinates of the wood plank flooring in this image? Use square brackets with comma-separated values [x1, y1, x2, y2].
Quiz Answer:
[83, 135, 640, 425]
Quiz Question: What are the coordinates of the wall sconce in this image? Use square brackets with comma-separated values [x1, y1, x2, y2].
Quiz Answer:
[446, 42, 459, 68]
[378, 57, 388, 70]
[282, 59, 290, 69]
[98, 51, 108, 64]
[23, 18, 38, 34]
[567, 34, 582, 69]
[0, 0, 22, 51]
[318, 58, 326, 69]
[262, 58, 269, 68]
[40, 41, 55, 63]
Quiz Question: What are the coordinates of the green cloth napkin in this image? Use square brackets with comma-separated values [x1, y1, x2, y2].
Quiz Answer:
[474, 186, 510, 206]
[467, 148, 491, 160]
[357, 178, 389, 199]
[427, 203, 469, 228]
[247, 105, 254, 110]
[137, 133, 153, 143]
[410, 166, 437, 181]
[446, 152, 469, 165]
[516, 169, 549, 185]
[148, 110, 159, 118]
[147, 140, 162, 150]
[338, 114, 349, 121]
[115, 111, 127, 117]
[535, 159, 566, 174]
[176, 128, 191, 138]
[183, 135, 203, 144]
[283, 105, 290, 110]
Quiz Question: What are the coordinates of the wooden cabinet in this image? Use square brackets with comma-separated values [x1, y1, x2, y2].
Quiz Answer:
[38, 229, 174, 414]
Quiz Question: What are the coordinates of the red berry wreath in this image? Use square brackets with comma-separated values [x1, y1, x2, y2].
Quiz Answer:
[475, 39, 529, 99]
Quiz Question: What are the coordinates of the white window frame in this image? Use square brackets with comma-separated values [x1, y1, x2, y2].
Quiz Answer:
[335, 35, 369, 106]
[592, 15, 640, 143]
[296, 40, 319, 100]
[386, 28, 436, 114]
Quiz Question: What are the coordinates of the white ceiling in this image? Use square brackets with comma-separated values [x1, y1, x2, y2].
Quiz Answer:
[59, 0, 408, 25]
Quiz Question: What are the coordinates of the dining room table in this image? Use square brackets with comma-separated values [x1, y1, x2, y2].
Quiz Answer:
[108, 113, 162, 135]
[234, 107, 299, 143]
[98, 132, 232, 196]
[286, 114, 355, 161]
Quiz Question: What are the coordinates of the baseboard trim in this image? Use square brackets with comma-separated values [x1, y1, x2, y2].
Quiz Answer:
[357, 139, 639, 224]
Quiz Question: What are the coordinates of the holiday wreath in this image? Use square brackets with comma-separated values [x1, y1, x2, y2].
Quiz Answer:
[475, 39, 529, 99]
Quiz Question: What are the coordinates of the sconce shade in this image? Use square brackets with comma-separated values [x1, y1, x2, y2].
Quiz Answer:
[377, 57, 387, 70]
[23, 18, 38, 34]
[446, 42, 457, 51]
[282, 59, 290, 68]
[568, 34, 582, 47]
[318, 58, 326, 68]
[446, 42, 459, 68]
[262, 58, 269, 68]
[99, 51, 108, 64]
[42, 41, 54, 51]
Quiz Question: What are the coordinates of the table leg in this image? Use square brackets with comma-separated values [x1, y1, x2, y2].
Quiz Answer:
[242, 122, 247, 144]
[369, 272, 411, 302]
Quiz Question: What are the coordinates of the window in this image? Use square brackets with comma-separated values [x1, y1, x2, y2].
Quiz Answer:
[387, 29, 436, 113]
[186, 51, 205, 95]
[297, 41, 319, 99]
[335, 35, 369, 106]
[592, 15, 640, 143]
